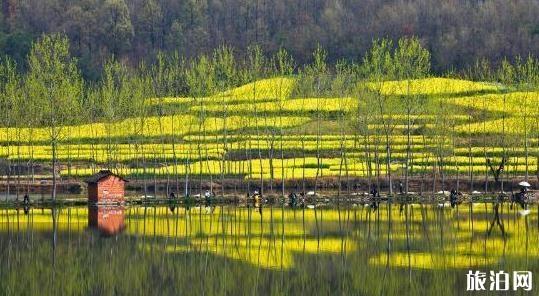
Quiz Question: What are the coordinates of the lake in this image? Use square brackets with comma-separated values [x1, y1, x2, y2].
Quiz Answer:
[0, 202, 537, 295]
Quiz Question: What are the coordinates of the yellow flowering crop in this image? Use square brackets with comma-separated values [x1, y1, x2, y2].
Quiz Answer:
[367, 77, 498, 96]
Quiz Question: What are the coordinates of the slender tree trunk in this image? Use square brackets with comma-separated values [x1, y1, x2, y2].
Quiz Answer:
[51, 137, 57, 201]
[405, 109, 411, 194]
[524, 92, 529, 181]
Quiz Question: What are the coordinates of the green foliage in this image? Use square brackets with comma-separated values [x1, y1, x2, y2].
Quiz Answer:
[26, 34, 83, 129]
[363, 37, 431, 82]
[247, 45, 266, 80]
[100, 59, 133, 121]
[275, 48, 294, 77]
[186, 55, 214, 97]
[213, 46, 237, 91]
[393, 37, 430, 80]
[362, 38, 395, 81]
[0, 57, 19, 126]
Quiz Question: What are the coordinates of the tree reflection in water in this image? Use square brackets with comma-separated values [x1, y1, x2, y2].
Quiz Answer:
[0, 203, 537, 295]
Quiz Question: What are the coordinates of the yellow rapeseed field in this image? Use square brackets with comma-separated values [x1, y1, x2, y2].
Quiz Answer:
[2, 76, 538, 179]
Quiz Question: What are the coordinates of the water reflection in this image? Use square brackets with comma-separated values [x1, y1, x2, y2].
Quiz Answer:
[88, 206, 126, 236]
[0, 203, 537, 295]
[487, 202, 505, 237]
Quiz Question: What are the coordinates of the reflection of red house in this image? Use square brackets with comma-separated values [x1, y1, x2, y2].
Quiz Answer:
[85, 170, 127, 204]
[89, 206, 126, 236]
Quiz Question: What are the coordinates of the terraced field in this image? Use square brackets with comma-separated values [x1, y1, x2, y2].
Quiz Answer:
[1, 77, 538, 190]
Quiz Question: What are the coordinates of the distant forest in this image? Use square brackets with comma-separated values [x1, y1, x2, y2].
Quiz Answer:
[1, 0, 539, 79]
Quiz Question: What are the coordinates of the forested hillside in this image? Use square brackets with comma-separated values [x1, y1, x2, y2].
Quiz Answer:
[1, 0, 539, 79]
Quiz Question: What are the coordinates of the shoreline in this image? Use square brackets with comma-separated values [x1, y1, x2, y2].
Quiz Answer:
[1, 191, 537, 208]
[0, 176, 536, 195]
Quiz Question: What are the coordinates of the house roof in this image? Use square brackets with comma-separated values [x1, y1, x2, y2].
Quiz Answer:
[84, 170, 128, 184]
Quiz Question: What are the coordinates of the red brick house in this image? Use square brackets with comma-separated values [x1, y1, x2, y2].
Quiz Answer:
[85, 170, 127, 204]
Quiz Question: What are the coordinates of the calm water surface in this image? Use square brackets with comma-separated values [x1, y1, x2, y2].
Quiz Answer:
[1, 203, 538, 295]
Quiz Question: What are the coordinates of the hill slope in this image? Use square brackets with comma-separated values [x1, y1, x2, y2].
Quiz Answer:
[0, 77, 537, 190]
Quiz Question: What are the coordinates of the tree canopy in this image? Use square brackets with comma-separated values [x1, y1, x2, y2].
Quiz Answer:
[1, 0, 538, 79]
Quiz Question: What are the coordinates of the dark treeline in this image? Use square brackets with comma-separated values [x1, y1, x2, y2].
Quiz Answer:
[1, 0, 539, 79]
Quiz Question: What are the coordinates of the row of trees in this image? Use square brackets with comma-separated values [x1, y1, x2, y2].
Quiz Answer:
[0, 34, 538, 200]
[1, 0, 539, 78]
